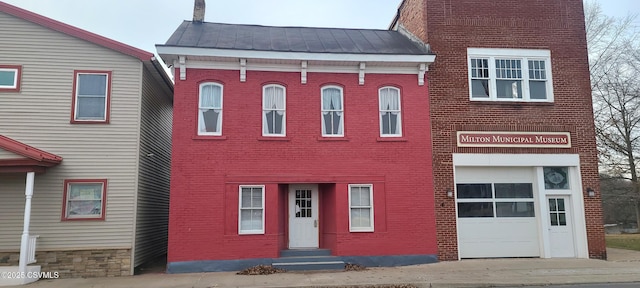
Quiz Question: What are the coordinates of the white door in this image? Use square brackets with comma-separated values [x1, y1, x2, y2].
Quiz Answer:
[289, 185, 319, 248]
[547, 196, 576, 257]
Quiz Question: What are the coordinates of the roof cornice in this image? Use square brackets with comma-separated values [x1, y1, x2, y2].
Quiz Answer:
[156, 45, 435, 64]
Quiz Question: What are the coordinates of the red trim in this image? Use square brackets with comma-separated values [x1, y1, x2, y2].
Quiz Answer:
[0, 2, 152, 61]
[0, 158, 58, 167]
[0, 65, 21, 92]
[70, 70, 112, 124]
[0, 135, 62, 164]
[61, 179, 107, 221]
[0, 166, 46, 173]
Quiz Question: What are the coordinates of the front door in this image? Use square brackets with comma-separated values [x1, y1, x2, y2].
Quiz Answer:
[288, 184, 319, 248]
[547, 196, 576, 257]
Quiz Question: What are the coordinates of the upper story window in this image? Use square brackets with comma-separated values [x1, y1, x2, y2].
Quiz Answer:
[263, 84, 286, 136]
[468, 48, 553, 102]
[379, 87, 402, 137]
[321, 86, 344, 137]
[198, 82, 223, 136]
[0, 65, 21, 92]
[72, 71, 111, 123]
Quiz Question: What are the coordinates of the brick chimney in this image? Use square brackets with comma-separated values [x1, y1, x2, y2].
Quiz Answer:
[193, 0, 205, 23]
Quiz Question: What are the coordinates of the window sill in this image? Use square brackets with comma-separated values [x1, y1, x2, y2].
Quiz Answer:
[349, 229, 374, 233]
[70, 120, 109, 124]
[193, 135, 227, 140]
[257, 137, 290, 141]
[61, 217, 105, 222]
[377, 137, 407, 142]
[317, 137, 349, 141]
[469, 100, 554, 106]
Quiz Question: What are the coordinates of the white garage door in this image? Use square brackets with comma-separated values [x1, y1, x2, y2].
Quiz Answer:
[456, 167, 541, 258]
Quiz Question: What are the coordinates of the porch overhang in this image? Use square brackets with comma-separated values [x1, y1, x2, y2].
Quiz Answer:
[0, 135, 62, 173]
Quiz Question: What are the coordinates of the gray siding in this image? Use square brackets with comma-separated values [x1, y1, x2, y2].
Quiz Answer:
[0, 148, 23, 159]
[133, 65, 173, 267]
[0, 11, 143, 251]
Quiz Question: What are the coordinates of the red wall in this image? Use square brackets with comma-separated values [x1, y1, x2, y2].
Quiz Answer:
[398, 0, 605, 260]
[168, 69, 437, 262]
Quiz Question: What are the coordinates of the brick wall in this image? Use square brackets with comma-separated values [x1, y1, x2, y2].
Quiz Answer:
[168, 69, 437, 262]
[0, 249, 131, 277]
[398, 0, 605, 260]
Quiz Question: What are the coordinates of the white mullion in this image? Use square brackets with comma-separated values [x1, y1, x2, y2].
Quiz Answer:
[488, 56, 498, 101]
[522, 58, 531, 100]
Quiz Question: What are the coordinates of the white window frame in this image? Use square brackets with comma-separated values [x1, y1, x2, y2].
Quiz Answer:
[379, 86, 402, 137]
[262, 84, 286, 137]
[467, 48, 553, 102]
[0, 67, 19, 90]
[63, 179, 107, 220]
[238, 185, 265, 235]
[198, 82, 223, 136]
[348, 184, 374, 232]
[73, 71, 110, 122]
[321, 85, 344, 137]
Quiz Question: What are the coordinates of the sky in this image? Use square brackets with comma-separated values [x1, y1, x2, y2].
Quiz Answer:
[2, 0, 638, 59]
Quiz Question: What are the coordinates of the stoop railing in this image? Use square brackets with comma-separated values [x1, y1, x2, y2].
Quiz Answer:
[27, 235, 39, 264]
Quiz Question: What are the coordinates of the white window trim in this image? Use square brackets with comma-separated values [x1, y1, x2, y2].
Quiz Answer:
[238, 185, 265, 235]
[63, 180, 106, 220]
[348, 184, 374, 232]
[379, 86, 403, 137]
[467, 48, 554, 103]
[321, 85, 345, 137]
[198, 82, 223, 136]
[262, 84, 287, 137]
[0, 68, 18, 89]
[74, 72, 109, 121]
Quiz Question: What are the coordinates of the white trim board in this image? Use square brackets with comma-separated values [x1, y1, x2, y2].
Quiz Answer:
[453, 154, 580, 167]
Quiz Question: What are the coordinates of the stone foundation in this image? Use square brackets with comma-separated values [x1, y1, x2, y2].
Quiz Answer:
[0, 249, 131, 277]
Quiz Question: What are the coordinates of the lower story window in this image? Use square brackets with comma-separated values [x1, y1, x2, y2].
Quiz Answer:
[62, 179, 107, 220]
[239, 185, 265, 234]
[349, 184, 374, 232]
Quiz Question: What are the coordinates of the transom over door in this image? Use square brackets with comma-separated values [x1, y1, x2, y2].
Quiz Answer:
[288, 185, 319, 248]
[547, 196, 576, 257]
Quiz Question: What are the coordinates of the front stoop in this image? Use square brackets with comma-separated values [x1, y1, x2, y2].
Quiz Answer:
[274, 249, 345, 271]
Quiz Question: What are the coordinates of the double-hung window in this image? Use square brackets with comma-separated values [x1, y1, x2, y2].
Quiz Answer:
[62, 179, 107, 220]
[379, 87, 402, 137]
[468, 48, 553, 102]
[72, 71, 111, 123]
[239, 185, 265, 234]
[349, 184, 374, 232]
[0, 65, 21, 92]
[321, 86, 344, 137]
[262, 84, 286, 136]
[198, 83, 223, 135]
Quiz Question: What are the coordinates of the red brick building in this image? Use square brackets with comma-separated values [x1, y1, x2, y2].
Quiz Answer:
[393, 0, 604, 260]
[160, 0, 604, 272]
[158, 10, 438, 271]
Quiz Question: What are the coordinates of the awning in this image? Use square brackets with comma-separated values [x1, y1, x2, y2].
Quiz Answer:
[0, 135, 62, 173]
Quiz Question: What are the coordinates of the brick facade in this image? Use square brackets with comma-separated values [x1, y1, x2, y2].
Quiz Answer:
[397, 0, 605, 260]
[0, 249, 130, 277]
[168, 69, 437, 264]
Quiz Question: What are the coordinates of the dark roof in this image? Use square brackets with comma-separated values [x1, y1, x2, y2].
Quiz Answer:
[164, 21, 430, 55]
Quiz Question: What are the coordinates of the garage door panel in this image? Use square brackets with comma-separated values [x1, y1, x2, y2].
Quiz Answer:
[459, 218, 540, 258]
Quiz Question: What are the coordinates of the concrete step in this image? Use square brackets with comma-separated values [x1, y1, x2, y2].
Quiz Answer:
[279, 249, 332, 257]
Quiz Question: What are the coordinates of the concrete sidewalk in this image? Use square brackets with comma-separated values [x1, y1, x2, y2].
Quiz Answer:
[9, 248, 640, 288]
